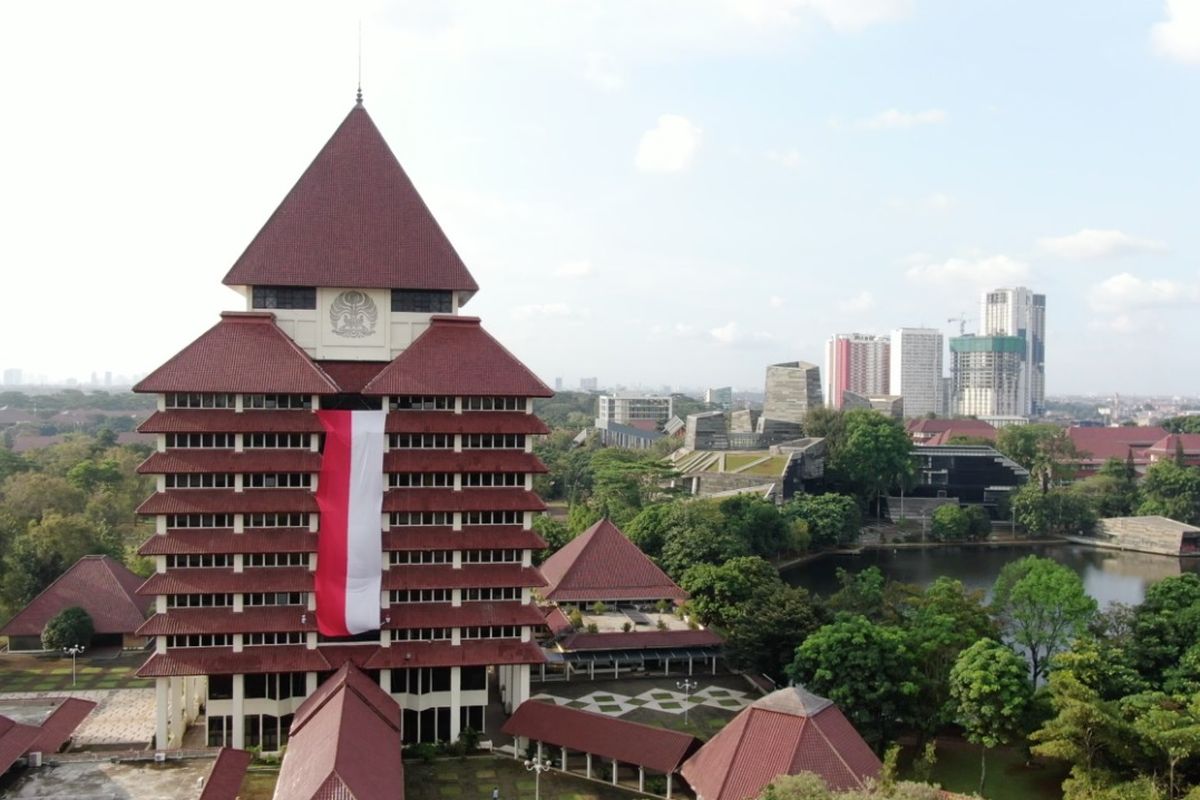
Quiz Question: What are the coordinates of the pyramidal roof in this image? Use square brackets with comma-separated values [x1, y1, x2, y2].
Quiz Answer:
[362, 316, 553, 398]
[223, 103, 478, 296]
[0, 555, 151, 637]
[680, 686, 882, 800]
[539, 518, 687, 602]
[134, 312, 339, 395]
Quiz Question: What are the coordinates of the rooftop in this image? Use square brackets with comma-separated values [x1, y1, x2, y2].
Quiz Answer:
[0, 555, 150, 638]
[540, 519, 687, 603]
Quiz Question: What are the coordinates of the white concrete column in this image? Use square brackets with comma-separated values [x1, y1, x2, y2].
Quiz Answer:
[639, 767, 645, 793]
[514, 664, 530, 709]
[449, 667, 462, 741]
[586, 753, 592, 779]
[380, 669, 392, 693]
[155, 677, 169, 750]
[306, 672, 318, 694]
[667, 774, 673, 799]
[232, 674, 246, 749]
[562, 746, 568, 770]
[611, 759, 618, 786]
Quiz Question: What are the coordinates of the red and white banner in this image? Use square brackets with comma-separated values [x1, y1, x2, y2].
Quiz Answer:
[315, 409, 385, 637]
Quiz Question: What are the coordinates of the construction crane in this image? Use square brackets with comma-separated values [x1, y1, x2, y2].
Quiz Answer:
[947, 314, 971, 336]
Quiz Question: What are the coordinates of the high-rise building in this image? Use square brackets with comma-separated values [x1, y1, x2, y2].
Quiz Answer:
[553, 377, 562, 392]
[824, 333, 890, 409]
[132, 101, 552, 751]
[705, 386, 733, 409]
[889, 328, 943, 418]
[762, 362, 823, 427]
[579, 377, 598, 392]
[596, 393, 673, 426]
[2, 368, 21, 386]
[950, 335, 1026, 418]
[980, 287, 1045, 416]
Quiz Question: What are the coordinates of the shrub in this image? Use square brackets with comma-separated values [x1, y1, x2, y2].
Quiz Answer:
[656, 618, 667, 631]
[622, 621, 632, 633]
[407, 742, 438, 764]
[42, 606, 94, 651]
[655, 599, 672, 614]
[567, 608, 584, 629]
[586, 623, 599, 634]
[590, 601, 608, 614]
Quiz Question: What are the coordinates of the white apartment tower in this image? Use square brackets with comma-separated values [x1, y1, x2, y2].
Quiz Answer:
[980, 287, 1045, 416]
[889, 328, 944, 418]
[824, 333, 890, 409]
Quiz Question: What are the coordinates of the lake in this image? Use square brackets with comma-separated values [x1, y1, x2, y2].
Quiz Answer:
[782, 543, 1200, 606]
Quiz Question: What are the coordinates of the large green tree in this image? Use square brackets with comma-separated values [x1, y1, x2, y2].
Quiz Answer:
[996, 423, 1078, 490]
[830, 410, 913, 515]
[1129, 573, 1200, 683]
[1012, 482, 1097, 537]
[41, 606, 94, 651]
[680, 556, 783, 629]
[784, 493, 861, 549]
[949, 638, 1033, 795]
[724, 584, 826, 681]
[1137, 461, 1200, 525]
[788, 615, 921, 749]
[992, 555, 1098, 682]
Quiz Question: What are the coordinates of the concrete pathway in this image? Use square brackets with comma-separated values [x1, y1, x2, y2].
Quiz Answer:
[0, 688, 156, 748]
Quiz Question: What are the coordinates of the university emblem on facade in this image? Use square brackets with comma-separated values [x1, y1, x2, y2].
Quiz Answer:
[330, 290, 378, 338]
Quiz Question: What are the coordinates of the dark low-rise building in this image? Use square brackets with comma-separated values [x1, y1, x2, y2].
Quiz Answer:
[904, 444, 1028, 516]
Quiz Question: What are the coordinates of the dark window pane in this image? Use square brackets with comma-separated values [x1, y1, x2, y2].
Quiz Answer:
[245, 673, 268, 699]
[430, 667, 451, 692]
[461, 666, 487, 691]
[209, 675, 233, 700]
[253, 286, 316, 310]
[392, 290, 452, 313]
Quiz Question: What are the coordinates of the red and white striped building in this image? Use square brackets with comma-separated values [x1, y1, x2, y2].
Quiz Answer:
[133, 100, 552, 750]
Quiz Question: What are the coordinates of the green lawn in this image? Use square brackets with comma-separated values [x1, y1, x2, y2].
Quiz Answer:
[903, 740, 1068, 800]
[406, 757, 643, 800]
[0, 652, 151, 692]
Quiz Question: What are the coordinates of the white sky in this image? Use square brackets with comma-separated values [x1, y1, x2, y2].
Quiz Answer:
[2, 1, 1200, 394]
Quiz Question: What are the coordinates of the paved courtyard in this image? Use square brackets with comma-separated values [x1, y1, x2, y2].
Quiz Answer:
[0, 688, 156, 748]
[530, 683, 751, 716]
[0, 759, 211, 800]
[407, 756, 637, 800]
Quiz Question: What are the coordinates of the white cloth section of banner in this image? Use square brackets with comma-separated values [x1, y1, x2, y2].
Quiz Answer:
[343, 409, 386, 634]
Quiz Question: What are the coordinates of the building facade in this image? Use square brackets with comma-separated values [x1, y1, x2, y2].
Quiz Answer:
[980, 287, 1045, 416]
[824, 334, 890, 409]
[762, 362, 822, 427]
[888, 328, 943, 418]
[704, 387, 733, 409]
[950, 335, 1026, 418]
[133, 101, 551, 752]
[596, 393, 673, 427]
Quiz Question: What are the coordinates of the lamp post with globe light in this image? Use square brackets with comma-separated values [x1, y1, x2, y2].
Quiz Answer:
[524, 755, 552, 800]
[64, 645, 85, 687]
[677, 679, 698, 725]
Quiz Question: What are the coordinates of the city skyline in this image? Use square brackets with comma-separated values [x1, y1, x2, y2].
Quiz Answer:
[3, 2, 1200, 394]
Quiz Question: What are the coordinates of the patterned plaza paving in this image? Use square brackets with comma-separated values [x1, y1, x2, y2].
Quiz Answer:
[530, 683, 752, 717]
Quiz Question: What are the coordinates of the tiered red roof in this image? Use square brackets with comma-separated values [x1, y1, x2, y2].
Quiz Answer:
[384, 450, 547, 474]
[138, 450, 323, 474]
[540, 519, 687, 603]
[501, 700, 701, 774]
[0, 555, 150, 638]
[273, 663, 405, 800]
[137, 567, 312, 595]
[139, 410, 323, 434]
[137, 489, 317, 515]
[385, 411, 549, 435]
[134, 312, 339, 395]
[383, 526, 545, 551]
[138, 530, 316, 556]
[1145, 433, 1200, 463]
[906, 418, 997, 445]
[681, 687, 882, 800]
[382, 602, 545, 630]
[139, 606, 318, 636]
[223, 103, 477, 297]
[382, 488, 545, 513]
[362, 316, 553, 397]
[383, 564, 547, 591]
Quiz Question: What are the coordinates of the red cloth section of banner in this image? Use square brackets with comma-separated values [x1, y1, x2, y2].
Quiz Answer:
[315, 410, 351, 637]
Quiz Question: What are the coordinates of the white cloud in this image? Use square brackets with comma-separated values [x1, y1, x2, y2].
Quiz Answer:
[555, 260, 593, 278]
[583, 52, 624, 91]
[1152, 0, 1200, 64]
[769, 295, 785, 308]
[511, 303, 581, 320]
[887, 192, 955, 213]
[636, 115, 703, 173]
[709, 321, 774, 347]
[729, 0, 913, 33]
[838, 291, 876, 312]
[904, 254, 1030, 287]
[861, 108, 948, 130]
[1088, 272, 1200, 312]
[1037, 228, 1167, 260]
[765, 148, 804, 168]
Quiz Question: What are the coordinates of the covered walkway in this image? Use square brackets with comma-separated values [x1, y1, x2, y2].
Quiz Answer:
[500, 700, 700, 798]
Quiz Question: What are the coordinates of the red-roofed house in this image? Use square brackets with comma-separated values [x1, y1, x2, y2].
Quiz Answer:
[0, 697, 97, 775]
[0, 555, 150, 652]
[273, 664, 404, 800]
[906, 418, 997, 446]
[1067, 426, 1168, 476]
[537, 519, 721, 679]
[681, 687, 881, 800]
[1144, 434, 1200, 468]
[133, 99, 552, 752]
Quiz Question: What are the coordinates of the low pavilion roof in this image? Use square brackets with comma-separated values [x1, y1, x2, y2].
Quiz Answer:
[539, 519, 687, 603]
[0, 555, 150, 638]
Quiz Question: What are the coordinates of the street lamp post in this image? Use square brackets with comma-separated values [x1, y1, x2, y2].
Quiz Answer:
[524, 756, 552, 800]
[63, 645, 85, 687]
[676, 679, 698, 725]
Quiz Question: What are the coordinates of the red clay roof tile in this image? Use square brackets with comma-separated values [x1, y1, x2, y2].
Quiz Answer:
[137, 530, 316, 556]
[223, 103, 476, 296]
[199, 748, 252, 800]
[134, 313, 339, 395]
[138, 450, 323, 474]
[137, 567, 312, 595]
[382, 488, 545, 513]
[540, 519, 687, 603]
[139, 410, 323, 434]
[137, 489, 317, 515]
[0, 555, 150, 638]
[382, 564, 546, 591]
[362, 316, 552, 398]
[384, 450, 547, 474]
[383, 527, 546, 551]
[386, 411, 549, 435]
